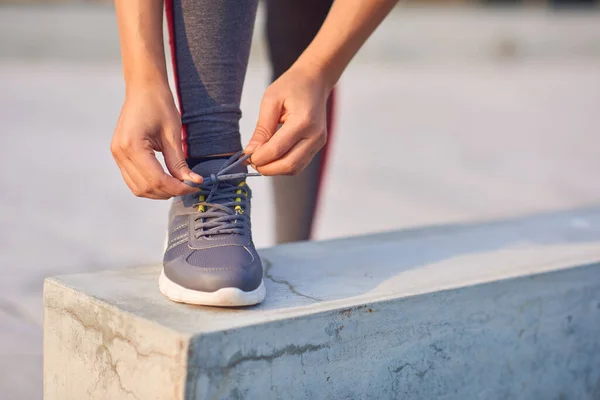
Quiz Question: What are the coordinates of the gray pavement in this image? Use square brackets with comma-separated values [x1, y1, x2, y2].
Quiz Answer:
[1, 4, 600, 399]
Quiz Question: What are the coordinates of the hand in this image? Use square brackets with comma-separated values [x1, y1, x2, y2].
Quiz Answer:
[111, 85, 202, 199]
[245, 65, 331, 175]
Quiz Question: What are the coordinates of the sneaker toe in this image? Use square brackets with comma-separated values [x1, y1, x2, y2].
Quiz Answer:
[164, 245, 263, 293]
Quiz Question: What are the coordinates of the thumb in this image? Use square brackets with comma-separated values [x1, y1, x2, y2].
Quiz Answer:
[246, 94, 282, 155]
[162, 130, 203, 184]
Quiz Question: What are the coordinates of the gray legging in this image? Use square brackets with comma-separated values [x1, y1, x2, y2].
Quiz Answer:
[165, 0, 335, 244]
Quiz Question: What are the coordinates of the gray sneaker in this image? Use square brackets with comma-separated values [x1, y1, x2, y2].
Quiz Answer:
[159, 151, 266, 307]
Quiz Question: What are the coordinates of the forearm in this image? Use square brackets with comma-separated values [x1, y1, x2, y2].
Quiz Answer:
[294, 0, 398, 89]
[114, 0, 169, 92]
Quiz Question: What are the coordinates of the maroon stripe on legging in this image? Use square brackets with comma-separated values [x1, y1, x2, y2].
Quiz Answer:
[310, 87, 336, 239]
[164, 0, 189, 158]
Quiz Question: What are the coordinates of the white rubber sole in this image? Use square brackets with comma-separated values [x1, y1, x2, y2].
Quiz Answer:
[158, 269, 266, 307]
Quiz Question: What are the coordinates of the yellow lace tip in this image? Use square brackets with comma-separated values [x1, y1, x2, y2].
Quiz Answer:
[235, 205, 243, 214]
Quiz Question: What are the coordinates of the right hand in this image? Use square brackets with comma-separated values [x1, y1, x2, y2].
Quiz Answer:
[110, 85, 203, 199]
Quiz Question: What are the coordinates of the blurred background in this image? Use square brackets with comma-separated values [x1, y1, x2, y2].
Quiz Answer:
[1, 0, 600, 398]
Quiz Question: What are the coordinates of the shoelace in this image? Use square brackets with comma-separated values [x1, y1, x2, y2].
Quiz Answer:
[185, 151, 260, 238]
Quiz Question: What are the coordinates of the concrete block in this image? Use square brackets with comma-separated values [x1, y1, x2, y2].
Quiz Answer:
[44, 208, 600, 399]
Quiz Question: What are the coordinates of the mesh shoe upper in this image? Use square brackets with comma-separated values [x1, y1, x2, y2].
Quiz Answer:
[162, 152, 263, 293]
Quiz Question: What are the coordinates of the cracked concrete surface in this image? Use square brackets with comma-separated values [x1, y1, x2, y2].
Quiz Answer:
[263, 259, 322, 302]
[44, 209, 600, 398]
[222, 343, 329, 371]
[44, 280, 189, 400]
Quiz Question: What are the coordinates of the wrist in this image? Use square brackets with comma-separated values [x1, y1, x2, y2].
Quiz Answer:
[292, 53, 338, 93]
[123, 58, 170, 92]
[125, 76, 171, 98]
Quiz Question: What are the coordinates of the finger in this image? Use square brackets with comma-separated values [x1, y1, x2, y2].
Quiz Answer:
[120, 164, 139, 194]
[245, 93, 282, 155]
[121, 159, 173, 199]
[126, 145, 197, 198]
[112, 135, 196, 198]
[256, 136, 324, 176]
[251, 115, 317, 167]
[114, 157, 140, 194]
[114, 157, 167, 199]
[111, 137, 167, 198]
[162, 129, 203, 184]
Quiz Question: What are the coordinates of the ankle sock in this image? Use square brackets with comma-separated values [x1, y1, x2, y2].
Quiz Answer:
[187, 155, 233, 169]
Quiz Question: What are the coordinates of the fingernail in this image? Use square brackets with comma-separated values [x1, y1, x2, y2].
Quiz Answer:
[189, 172, 203, 182]
[245, 143, 261, 154]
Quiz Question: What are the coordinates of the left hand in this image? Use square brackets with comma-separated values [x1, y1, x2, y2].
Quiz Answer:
[245, 65, 332, 176]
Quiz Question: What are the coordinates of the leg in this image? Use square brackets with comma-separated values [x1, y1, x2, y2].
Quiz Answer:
[161, 0, 265, 307]
[165, 0, 258, 162]
[266, 0, 336, 244]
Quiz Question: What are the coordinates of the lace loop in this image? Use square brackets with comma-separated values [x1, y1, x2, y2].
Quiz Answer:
[187, 151, 260, 238]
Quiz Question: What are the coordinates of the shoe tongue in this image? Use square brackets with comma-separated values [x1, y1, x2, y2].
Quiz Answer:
[191, 157, 247, 185]
[189, 157, 247, 238]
